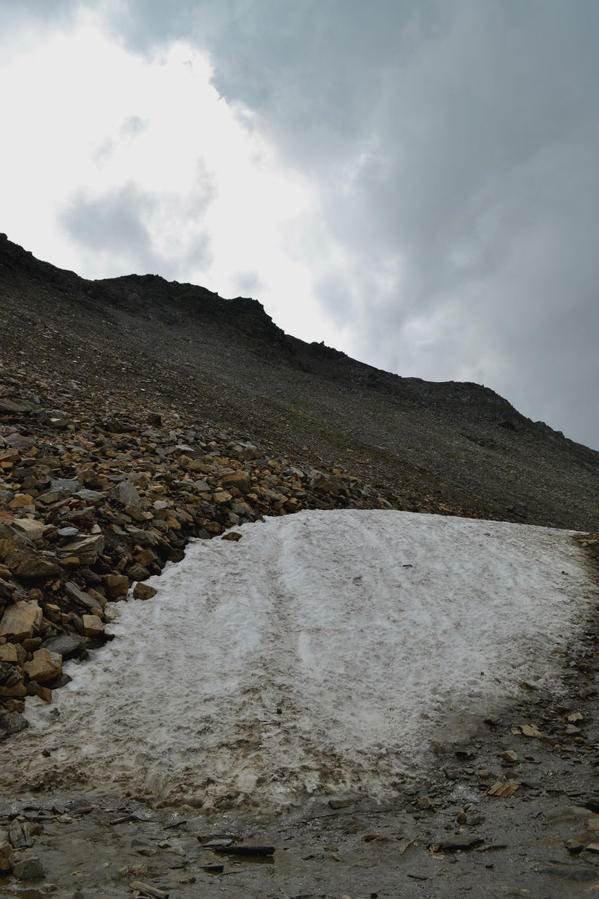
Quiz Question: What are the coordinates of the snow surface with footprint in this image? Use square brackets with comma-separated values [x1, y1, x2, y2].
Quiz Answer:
[2, 510, 596, 813]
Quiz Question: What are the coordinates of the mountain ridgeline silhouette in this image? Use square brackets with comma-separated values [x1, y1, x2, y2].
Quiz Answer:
[1, 232, 598, 531]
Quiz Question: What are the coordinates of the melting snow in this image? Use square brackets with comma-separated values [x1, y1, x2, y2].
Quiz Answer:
[2, 510, 595, 812]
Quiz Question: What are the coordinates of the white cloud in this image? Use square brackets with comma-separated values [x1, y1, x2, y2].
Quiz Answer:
[0, 7, 341, 345]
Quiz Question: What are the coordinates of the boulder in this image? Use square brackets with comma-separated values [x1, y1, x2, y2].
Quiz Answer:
[0, 709, 28, 736]
[12, 519, 45, 540]
[0, 840, 12, 872]
[23, 648, 62, 683]
[103, 573, 129, 599]
[82, 614, 104, 637]
[0, 643, 18, 662]
[114, 480, 141, 507]
[133, 583, 157, 600]
[0, 600, 42, 640]
[7, 494, 34, 510]
[222, 471, 251, 492]
[42, 634, 84, 659]
[15, 554, 62, 579]
[49, 478, 81, 494]
[58, 534, 104, 563]
[65, 581, 102, 611]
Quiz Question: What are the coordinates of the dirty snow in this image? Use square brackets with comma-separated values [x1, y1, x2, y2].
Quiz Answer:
[2, 510, 595, 812]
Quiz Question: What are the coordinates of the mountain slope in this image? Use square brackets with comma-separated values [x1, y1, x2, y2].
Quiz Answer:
[1, 232, 598, 530]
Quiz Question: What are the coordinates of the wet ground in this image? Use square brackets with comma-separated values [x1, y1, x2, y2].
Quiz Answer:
[2, 541, 599, 898]
[3, 635, 599, 899]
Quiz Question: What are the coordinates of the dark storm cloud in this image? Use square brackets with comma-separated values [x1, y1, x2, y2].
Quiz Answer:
[37, 1, 599, 447]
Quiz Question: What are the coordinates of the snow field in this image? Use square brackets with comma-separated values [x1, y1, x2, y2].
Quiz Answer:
[1, 510, 595, 813]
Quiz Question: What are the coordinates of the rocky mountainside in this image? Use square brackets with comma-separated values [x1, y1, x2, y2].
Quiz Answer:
[1, 232, 598, 531]
[1, 233, 599, 890]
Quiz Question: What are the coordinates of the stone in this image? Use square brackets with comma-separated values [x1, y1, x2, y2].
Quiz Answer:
[103, 573, 129, 599]
[0, 600, 42, 639]
[222, 471, 250, 492]
[115, 480, 141, 507]
[12, 519, 45, 540]
[82, 614, 104, 637]
[36, 490, 65, 505]
[76, 488, 105, 504]
[58, 534, 104, 563]
[433, 835, 485, 852]
[501, 750, 519, 765]
[7, 493, 34, 509]
[23, 648, 62, 683]
[42, 634, 84, 659]
[65, 581, 102, 611]
[9, 820, 32, 848]
[133, 583, 157, 600]
[127, 563, 150, 581]
[15, 555, 62, 579]
[0, 840, 12, 872]
[13, 855, 45, 880]
[49, 478, 81, 494]
[0, 643, 18, 662]
[0, 398, 32, 414]
[221, 532, 242, 542]
[230, 441, 259, 460]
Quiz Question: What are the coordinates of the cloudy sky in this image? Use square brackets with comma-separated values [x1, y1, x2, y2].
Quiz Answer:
[1, 1, 598, 449]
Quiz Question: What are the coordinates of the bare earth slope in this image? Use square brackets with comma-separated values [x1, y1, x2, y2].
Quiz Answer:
[1, 232, 598, 530]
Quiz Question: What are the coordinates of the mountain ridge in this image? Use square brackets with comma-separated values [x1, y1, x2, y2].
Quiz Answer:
[1, 232, 598, 530]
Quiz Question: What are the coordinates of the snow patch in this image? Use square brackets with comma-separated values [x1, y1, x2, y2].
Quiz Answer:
[2, 510, 595, 813]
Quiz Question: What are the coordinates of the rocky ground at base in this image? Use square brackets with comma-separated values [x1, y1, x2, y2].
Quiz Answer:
[1, 581, 599, 898]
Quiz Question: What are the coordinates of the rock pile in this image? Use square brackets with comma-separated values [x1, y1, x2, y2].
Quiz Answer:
[0, 365, 401, 739]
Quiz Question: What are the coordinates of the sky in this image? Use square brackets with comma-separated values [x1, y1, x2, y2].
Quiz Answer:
[1, 1, 598, 450]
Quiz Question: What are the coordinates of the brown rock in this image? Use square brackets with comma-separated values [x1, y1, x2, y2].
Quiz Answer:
[82, 614, 104, 637]
[0, 600, 42, 640]
[103, 574, 129, 599]
[0, 840, 12, 872]
[0, 643, 18, 662]
[134, 549, 156, 567]
[0, 683, 27, 697]
[15, 555, 62, 580]
[8, 494, 34, 509]
[31, 684, 52, 703]
[222, 471, 250, 492]
[127, 563, 150, 581]
[58, 534, 105, 563]
[133, 583, 157, 600]
[23, 648, 62, 683]
[12, 519, 45, 540]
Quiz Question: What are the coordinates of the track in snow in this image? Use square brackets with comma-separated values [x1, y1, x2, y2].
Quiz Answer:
[1, 510, 595, 813]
